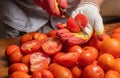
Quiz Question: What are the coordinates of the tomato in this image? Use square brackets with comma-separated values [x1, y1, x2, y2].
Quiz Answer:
[111, 58, 120, 73]
[21, 54, 31, 67]
[88, 33, 110, 51]
[5, 45, 20, 57]
[67, 45, 83, 54]
[101, 38, 120, 58]
[111, 32, 120, 41]
[47, 30, 58, 38]
[98, 53, 115, 71]
[30, 52, 51, 73]
[42, 37, 62, 56]
[78, 46, 99, 67]
[9, 71, 30, 78]
[82, 64, 105, 78]
[66, 17, 81, 32]
[52, 52, 65, 63]
[21, 40, 41, 55]
[104, 70, 120, 78]
[20, 32, 48, 45]
[71, 66, 82, 78]
[40, 69, 54, 78]
[56, 52, 80, 67]
[8, 63, 29, 75]
[9, 49, 23, 64]
[112, 27, 120, 33]
[48, 63, 73, 78]
[31, 71, 42, 78]
[33, 32, 48, 42]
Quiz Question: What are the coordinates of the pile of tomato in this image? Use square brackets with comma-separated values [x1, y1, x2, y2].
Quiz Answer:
[5, 27, 120, 78]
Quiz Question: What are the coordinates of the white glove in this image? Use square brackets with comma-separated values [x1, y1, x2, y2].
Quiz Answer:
[71, 2, 104, 40]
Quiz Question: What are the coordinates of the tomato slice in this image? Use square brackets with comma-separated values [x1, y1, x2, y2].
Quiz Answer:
[30, 52, 51, 73]
[21, 40, 41, 55]
[41, 37, 62, 56]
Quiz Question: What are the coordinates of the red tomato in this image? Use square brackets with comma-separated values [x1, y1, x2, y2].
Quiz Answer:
[78, 46, 99, 67]
[111, 32, 120, 41]
[56, 52, 80, 67]
[33, 32, 48, 42]
[30, 52, 51, 73]
[98, 53, 115, 71]
[9, 49, 23, 64]
[21, 54, 31, 67]
[111, 58, 120, 73]
[5, 45, 20, 57]
[66, 17, 81, 32]
[104, 70, 120, 78]
[48, 63, 73, 78]
[47, 30, 58, 38]
[88, 33, 110, 51]
[67, 45, 83, 54]
[21, 40, 41, 55]
[52, 52, 65, 63]
[40, 69, 54, 78]
[31, 71, 42, 78]
[101, 38, 120, 58]
[42, 37, 62, 56]
[20, 32, 35, 45]
[9, 71, 30, 78]
[8, 63, 29, 75]
[71, 66, 82, 78]
[112, 27, 120, 33]
[82, 64, 105, 78]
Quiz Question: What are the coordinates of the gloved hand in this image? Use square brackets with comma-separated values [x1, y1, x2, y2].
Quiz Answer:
[33, 0, 67, 16]
[56, 2, 105, 46]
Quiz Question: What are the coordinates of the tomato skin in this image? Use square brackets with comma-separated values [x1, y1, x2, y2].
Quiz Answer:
[71, 66, 82, 78]
[101, 38, 120, 58]
[21, 54, 31, 67]
[111, 58, 120, 73]
[5, 45, 20, 57]
[33, 32, 48, 42]
[21, 40, 41, 55]
[82, 64, 105, 78]
[112, 27, 120, 33]
[9, 49, 23, 64]
[20, 32, 34, 45]
[67, 45, 83, 54]
[66, 17, 81, 32]
[31, 71, 42, 78]
[9, 71, 30, 78]
[40, 69, 54, 78]
[48, 63, 73, 78]
[8, 63, 29, 75]
[42, 37, 62, 56]
[59, 52, 80, 67]
[30, 52, 51, 73]
[88, 33, 110, 51]
[78, 46, 99, 67]
[47, 30, 58, 38]
[104, 70, 120, 78]
[98, 53, 115, 71]
[111, 32, 120, 41]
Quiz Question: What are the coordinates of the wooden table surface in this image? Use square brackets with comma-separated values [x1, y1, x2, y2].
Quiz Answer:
[0, 23, 120, 78]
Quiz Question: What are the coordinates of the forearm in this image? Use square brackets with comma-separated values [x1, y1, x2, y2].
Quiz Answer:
[81, 0, 104, 6]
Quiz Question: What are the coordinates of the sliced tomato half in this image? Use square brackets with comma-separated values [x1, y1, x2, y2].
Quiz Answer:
[21, 40, 41, 55]
[41, 37, 62, 56]
[30, 52, 51, 73]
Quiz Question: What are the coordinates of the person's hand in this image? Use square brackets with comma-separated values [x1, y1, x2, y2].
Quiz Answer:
[33, 0, 67, 16]
[56, 2, 105, 46]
